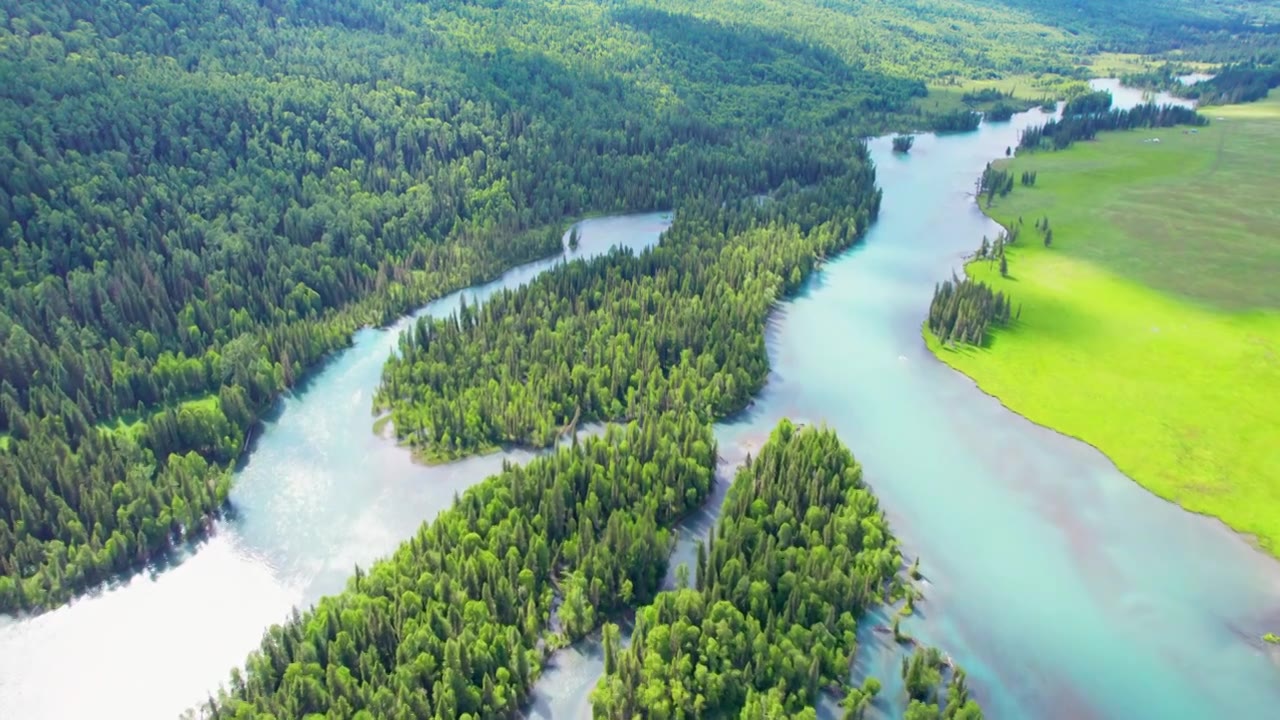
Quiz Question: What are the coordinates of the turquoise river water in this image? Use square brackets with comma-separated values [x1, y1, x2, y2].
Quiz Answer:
[2, 83, 1278, 719]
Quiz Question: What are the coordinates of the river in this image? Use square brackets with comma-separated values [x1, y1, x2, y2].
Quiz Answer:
[525, 82, 1280, 719]
[3, 85, 1278, 719]
[0, 215, 669, 719]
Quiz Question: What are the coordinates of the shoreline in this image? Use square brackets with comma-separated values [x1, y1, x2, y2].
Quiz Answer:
[922, 204, 1276, 561]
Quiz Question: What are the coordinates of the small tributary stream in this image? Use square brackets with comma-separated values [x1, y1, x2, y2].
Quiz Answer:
[2, 84, 1277, 720]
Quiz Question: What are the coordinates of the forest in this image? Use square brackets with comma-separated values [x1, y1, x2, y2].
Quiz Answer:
[375, 172, 877, 462]
[208, 417, 984, 720]
[1018, 100, 1206, 151]
[208, 413, 716, 719]
[589, 421, 983, 720]
[1122, 61, 1280, 105]
[0, 0, 921, 611]
[1, 0, 1276, 622]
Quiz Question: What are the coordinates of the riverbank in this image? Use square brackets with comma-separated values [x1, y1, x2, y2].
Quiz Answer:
[927, 94, 1280, 555]
[0, 213, 673, 720]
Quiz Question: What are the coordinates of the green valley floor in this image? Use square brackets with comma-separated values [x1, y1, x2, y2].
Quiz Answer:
[928, 94, 1280, 554]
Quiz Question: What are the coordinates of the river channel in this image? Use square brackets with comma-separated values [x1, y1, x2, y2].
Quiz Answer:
[2, 84, 1277, 720]
[526, 81, 1280, 720]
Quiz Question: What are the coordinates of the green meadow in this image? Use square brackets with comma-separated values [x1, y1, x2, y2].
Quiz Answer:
[929, 95, 1280, 554]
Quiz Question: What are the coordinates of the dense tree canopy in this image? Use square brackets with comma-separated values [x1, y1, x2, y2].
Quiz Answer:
[589, 421, 984, 720]
[1180, 62, 1280, 104]
[2, 0, 1275, 616]
[376, 171, 878, 461]
[209, 413, 715, 719]
[1019, 100, 1207, 151]
[0, 0, 915, 612]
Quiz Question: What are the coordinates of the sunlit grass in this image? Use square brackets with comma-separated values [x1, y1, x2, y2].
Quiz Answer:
[929, 94, 1280, 554]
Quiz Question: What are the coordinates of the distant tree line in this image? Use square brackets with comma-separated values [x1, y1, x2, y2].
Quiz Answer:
[1019, 102, 1206, 151]
[1184, 62, 1280, 105]
[589, 421, 978, 719]
[930, 109, 983, 133]
[1122, 60, 1280, 106]
[961, 88, 1013, 104]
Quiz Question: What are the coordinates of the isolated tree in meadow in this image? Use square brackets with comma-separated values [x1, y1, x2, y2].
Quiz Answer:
[1000, 254, 1009, 277]
[1044, 229, 1053, 247]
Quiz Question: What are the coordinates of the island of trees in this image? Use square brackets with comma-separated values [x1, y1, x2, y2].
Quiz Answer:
[206, 413, 716, 718]
[206, 417, 984, 719]
[931, 110, 983, 133]
[375, 167, 879, 462]
[1122, 61, 1280, 105]
[590, 421, 984, 719]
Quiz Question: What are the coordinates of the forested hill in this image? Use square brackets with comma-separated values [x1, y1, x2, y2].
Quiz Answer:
[0, 0, 920, 612]
[0, 2, 1274, 613]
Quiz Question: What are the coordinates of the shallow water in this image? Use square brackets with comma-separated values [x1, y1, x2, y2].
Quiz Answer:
[528, 84, 1280, 719]
[0, 214, 670, 720]
[4, 81, 1278, 720]
[1091, 78, 1196, 109]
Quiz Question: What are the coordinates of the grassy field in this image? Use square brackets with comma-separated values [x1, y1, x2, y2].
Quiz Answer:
[929, 95, 1280, 554]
